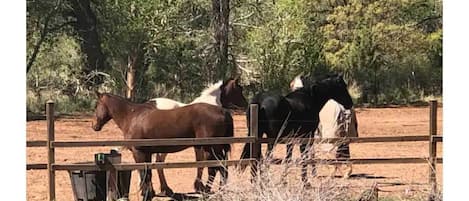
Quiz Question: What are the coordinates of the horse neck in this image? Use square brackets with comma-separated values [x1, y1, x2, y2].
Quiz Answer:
[312, 86, 333, 112]
[106, 97, 140, 133]
[189, 88, 221, 106]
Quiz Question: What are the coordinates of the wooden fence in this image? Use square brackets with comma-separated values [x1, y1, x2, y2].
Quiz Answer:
[26, 101, 442, 201]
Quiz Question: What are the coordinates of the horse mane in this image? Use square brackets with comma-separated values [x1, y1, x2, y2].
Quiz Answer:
[101, 93, 126, 101]
[101, 93, 155, 108]
[199, 80, 223, 96]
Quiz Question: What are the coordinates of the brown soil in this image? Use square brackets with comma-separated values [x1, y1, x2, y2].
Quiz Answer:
[26, 106, 443, 201]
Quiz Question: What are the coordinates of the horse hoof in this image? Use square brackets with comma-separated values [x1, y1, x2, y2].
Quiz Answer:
[343, 174, 351, 179]
[196, 185, 211, 194]
[303, 182, 313, 189]
[195, 181, 207, 193]
[141, 192, 155, 201]
[280, 180, 288, 186]
[155, 188, 174, 197]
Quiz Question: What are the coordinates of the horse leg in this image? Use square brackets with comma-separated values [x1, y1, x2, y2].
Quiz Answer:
[219, 165, 228, 188]
[194, 146, 208, 193]
[206, 148, 229, 192]
[266, 142, 274, 158]
[205, 149, 218, 193]
[155, 153, 174, 196]
[285, 143, 294, 162]
[280, 143, 294, 185]
[131, 149, 155, 201]
[310, 144, 317, 177]
[300, 143, 313, 189]
[337, 142, 352, 179]
[218, 147, 229, 189]
[206, 166, 217, 193]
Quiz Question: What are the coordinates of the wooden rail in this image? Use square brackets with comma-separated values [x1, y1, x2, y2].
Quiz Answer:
[27, 140, 47, 147]
[53, 159, 255, 171]
[51, 137, 256, 147]
[268, 157, 443, 165]
[28, 135, 440, 148]
[27, 157, 444, 171]
[27, 163, 48, 170]
[257, 135, 432, 144]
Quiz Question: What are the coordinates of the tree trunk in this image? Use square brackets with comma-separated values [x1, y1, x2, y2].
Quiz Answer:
[126, 53, 137, 101]
[68, 0, 107, 87]
[27, 10, 54, 73]
[212, 0, 230, 79]
[126, 47, 146, 101]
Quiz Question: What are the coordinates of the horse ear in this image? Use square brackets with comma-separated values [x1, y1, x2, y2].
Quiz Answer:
[232, 74, 240, 82]
[94, 90, 102, 98]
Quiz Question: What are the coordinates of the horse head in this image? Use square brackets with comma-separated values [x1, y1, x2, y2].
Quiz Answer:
[91, 92, 113, 131]
[312, 74, 354, 109]
[220, 77, 248, 110]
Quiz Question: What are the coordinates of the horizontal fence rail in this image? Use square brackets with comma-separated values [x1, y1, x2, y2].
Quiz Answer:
[27, 163, 48, 170]
[268, 157, 443, 165]
[27, 140, 47, 147]
[27, 157, 443, 171]
[257, 135, 435, 144]
[53, 159, 255, 171]
[51, 137, 256, 148]
[27, 135, 442, 148]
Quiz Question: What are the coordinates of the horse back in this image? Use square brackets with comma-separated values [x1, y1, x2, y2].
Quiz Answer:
[135, 103, 231, 139]
[248, 92, 291, 138]
[190, 103, 234, 138]
[152, 97, 187, 110]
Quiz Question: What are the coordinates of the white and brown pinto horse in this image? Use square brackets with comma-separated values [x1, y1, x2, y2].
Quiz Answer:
[290, 74, 358, 178]
[150, 78, 247, 195]
[152, 78, 247, 110]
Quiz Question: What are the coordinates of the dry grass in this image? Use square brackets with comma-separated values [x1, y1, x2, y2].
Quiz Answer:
[202, 138, 442, 201]
[205, 139, 353, 201]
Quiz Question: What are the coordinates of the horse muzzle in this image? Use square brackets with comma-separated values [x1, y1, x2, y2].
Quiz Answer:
[91, 121, 102, 131]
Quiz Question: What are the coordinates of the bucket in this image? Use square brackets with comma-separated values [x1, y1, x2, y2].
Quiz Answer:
[69, 150, 132, 201]
[69, 170, 107, 201]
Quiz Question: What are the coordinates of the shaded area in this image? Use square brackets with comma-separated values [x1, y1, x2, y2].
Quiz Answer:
[154, 192, 203, 201]
[347, 173, 393, 180]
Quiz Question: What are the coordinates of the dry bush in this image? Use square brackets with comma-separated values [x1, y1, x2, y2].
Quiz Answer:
[206, 138, 354, 201]
[202, 137, 441, 201]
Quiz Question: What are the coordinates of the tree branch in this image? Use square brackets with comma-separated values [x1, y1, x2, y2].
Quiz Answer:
[414, 15, 442, 27]
[48, 20, 77, 33]
[27, 3, 59, 73]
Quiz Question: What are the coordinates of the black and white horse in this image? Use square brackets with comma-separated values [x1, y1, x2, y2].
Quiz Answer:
[291, 74, 358, 178]
[241, 73, 354, 186]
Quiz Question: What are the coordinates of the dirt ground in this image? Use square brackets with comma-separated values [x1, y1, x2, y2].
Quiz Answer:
[26, 106, 443, 201]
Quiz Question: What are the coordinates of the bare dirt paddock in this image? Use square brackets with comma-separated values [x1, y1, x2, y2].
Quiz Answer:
[27, 106, 443, 201]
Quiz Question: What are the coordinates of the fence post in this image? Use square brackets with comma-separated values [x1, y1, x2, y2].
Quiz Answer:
[249, 104, 259, 179]
[428, 100, 438, 200]
[47, 101, 55, 201]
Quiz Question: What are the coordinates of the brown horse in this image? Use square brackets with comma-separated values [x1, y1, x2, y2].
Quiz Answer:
[92, 92, 233, 201]
[150, 78, 247, 196]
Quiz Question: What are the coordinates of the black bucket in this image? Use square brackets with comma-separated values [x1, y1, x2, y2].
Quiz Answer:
[69, 149, 132, 201]
[69, 169, 132, 201]
[116, 170, 131, 198]
[69, 170, 107, 201]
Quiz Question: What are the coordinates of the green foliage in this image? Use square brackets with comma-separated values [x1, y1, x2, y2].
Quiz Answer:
[26, 34, 113, 113]
[26, 0, 443, 113]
